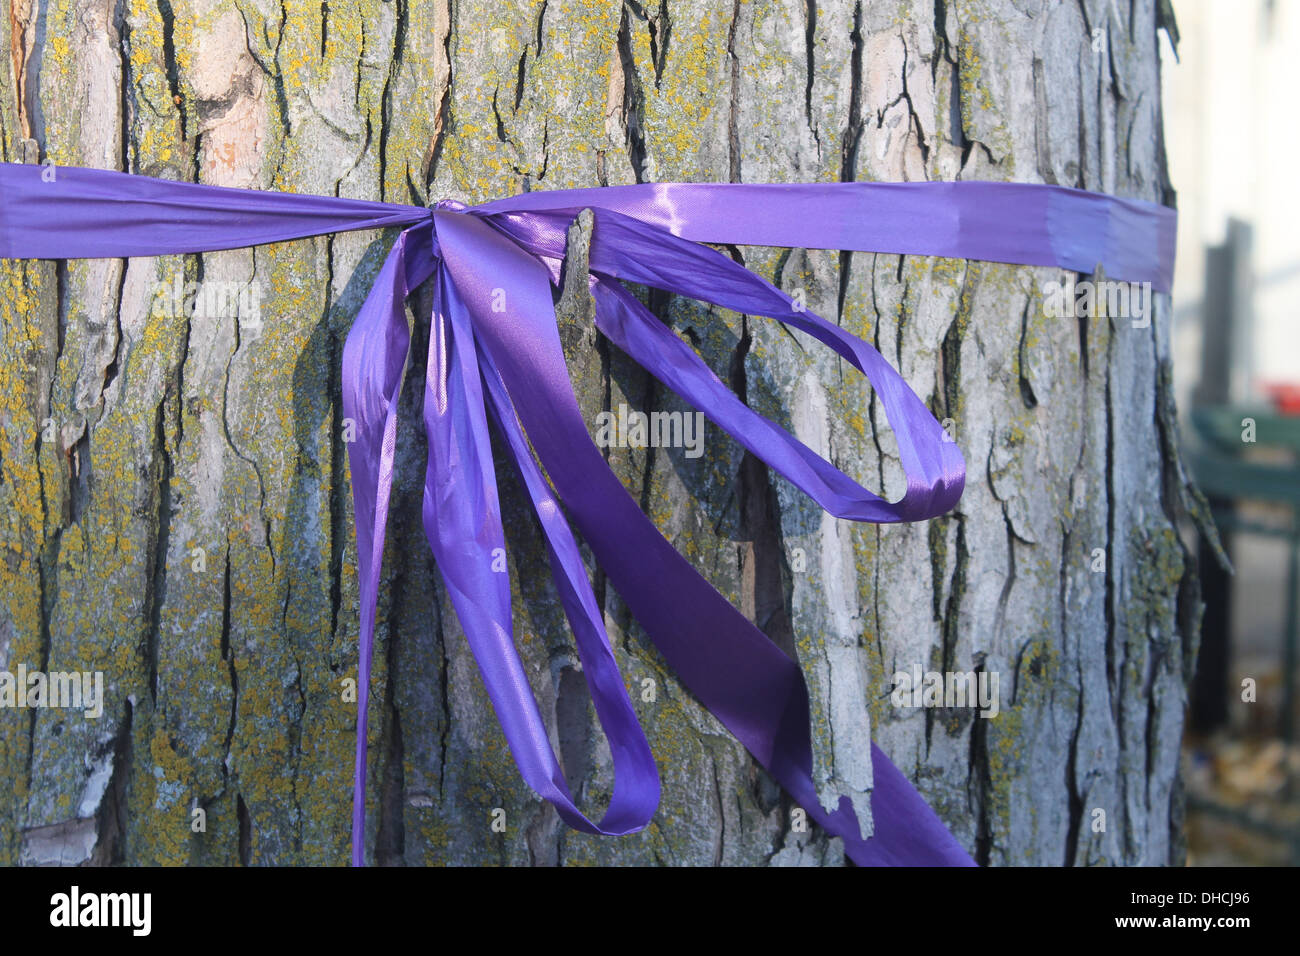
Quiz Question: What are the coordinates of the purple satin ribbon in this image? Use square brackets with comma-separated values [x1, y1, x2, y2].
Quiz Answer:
[0, 163, 1176, 866]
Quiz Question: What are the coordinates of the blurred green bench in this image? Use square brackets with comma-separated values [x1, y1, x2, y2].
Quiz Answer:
[1188, 405, 1300, 742]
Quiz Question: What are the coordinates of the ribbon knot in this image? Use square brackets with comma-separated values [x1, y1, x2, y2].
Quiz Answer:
[0, 163, 1175, 867]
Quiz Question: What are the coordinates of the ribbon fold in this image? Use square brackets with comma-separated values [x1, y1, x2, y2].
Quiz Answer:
[0, 163, 1176, 866]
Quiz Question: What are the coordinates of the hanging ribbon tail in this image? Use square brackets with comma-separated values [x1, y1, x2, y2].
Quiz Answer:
[340, 223, 435, 865]
[476, 343, 661, 832]
[422, 244, 658, 836]
[433, 208, 941, 865]
[861, 743, 976, 865]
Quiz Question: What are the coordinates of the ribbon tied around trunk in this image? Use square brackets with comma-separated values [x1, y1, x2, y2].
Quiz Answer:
[0, 163, 1176, 866]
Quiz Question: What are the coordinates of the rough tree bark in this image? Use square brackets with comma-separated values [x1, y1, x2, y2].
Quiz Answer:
[0, 0, 1198, 866]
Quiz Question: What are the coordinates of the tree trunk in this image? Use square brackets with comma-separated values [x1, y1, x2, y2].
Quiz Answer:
[0, 0, 1196, 866]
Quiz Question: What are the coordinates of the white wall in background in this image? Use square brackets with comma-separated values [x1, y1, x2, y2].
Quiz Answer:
[1163, 0, 1300, 400]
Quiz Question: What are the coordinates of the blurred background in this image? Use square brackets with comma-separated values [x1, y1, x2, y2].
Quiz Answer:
[1165, 0, 1300, 865]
